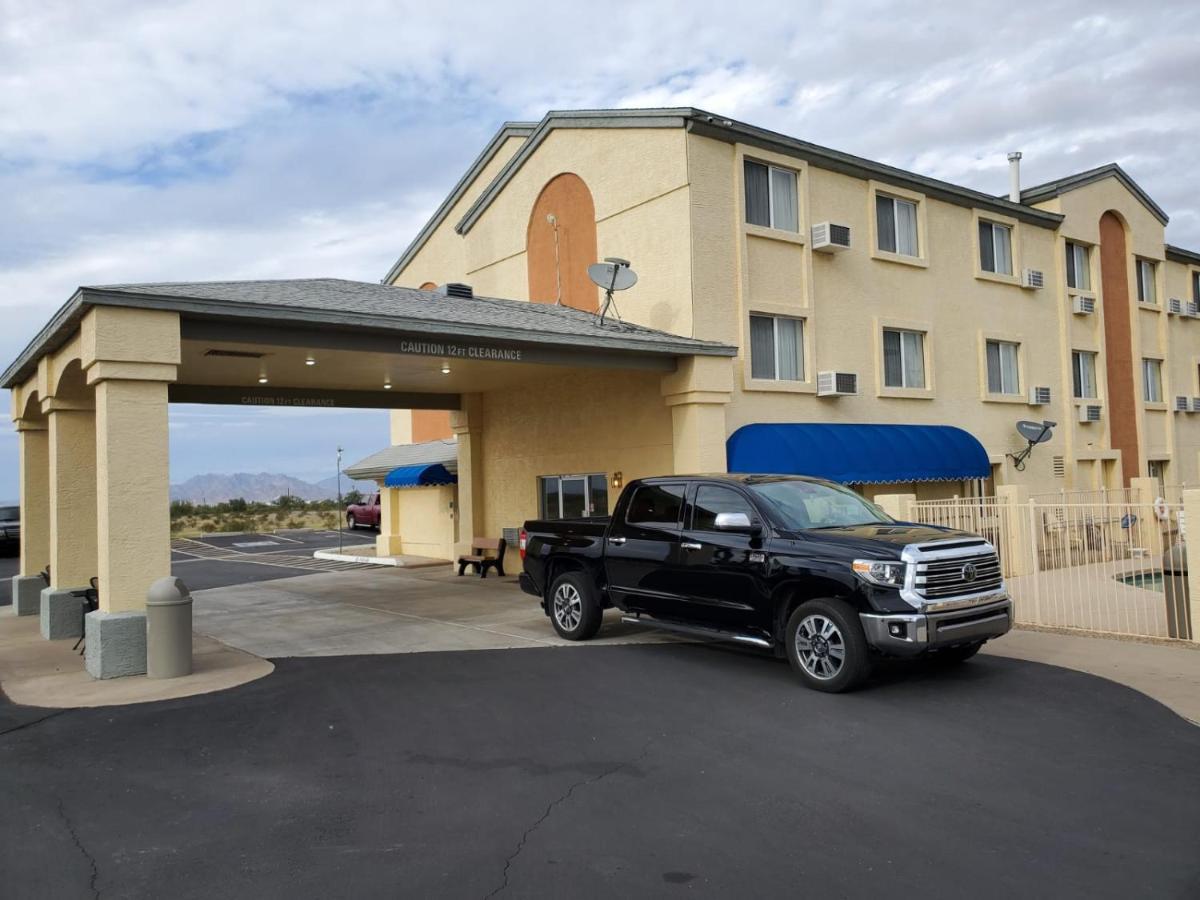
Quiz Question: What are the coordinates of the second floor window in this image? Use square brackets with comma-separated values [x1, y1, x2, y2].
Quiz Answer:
[744, 160, 798, 232]
[1142, 358, 1163, 403]
[979, 221, 1013, 275]
[883, 328, 926, 389]
[1072, 350, 1098, 399]
[749, 314, 803, 381]
[1065, 241, 1091, 291]
[1192, 271, 1199, 303]
[1136, 259, 1157, 304]
[986, 340, 1020, 394]
[876, 194, 919, 257]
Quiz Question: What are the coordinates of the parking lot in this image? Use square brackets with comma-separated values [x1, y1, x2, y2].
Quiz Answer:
[2, 531, 1198, 897]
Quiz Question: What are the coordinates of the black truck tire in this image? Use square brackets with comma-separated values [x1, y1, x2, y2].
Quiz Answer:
[547, 571, 603, 641]
[784, 598, 872, 693]
[346, 514, 356, 530]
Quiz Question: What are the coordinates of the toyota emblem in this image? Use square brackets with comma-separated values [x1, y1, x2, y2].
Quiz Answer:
[961, 563, 978, 583]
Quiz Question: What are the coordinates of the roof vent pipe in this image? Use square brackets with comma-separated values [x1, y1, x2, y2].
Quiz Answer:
[1007, 151, 1023, 203]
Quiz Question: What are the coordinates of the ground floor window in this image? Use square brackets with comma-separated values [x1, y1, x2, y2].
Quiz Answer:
[1147, 460, 1167, 494]
[539, 473, 609, 520]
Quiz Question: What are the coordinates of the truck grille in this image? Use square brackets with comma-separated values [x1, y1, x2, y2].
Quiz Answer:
[914, 551, 1002, 599]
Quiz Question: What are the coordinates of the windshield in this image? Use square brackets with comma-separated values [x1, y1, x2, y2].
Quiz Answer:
[747, 480, 891, 531]
[0, 507, 17, 521]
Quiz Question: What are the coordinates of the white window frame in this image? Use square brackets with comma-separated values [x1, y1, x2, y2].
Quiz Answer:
[538, 473, 608, 520]
[876, 194, 920, 258]
[882, 328, 926, 389]
[1136, 258, 1157, 304]
[1072, 350, 1099, 399]
[979, 220, 1013, 276]
[985, 339, 1020, 394]
[1142, 358, 1163, 404]
[744, 160, 799, 232]
[749, 314, 804, 382]
[1065, 241, 1091, 291]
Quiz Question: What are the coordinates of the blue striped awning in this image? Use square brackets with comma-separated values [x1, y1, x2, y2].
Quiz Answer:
[726, 423, 991, 485]
[383, 463, 457, 488]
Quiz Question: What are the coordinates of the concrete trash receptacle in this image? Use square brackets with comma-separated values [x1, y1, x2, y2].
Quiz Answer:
[146, 576, 193, 678]
[1162, 544, 1191, 640]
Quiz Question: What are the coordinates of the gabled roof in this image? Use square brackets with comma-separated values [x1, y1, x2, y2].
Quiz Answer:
[380, 121, 537, 285]
[345, 438, 458, 482]
[1018, 163, 1169, 226]
[2, 278, 735, 388]
[441, 107, 1064, 242]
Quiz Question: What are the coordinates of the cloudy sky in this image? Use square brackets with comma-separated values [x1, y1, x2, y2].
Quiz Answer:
[2, 0, 1198, 498]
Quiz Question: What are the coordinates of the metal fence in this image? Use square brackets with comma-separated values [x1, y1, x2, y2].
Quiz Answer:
[912, 496, 1189, 640]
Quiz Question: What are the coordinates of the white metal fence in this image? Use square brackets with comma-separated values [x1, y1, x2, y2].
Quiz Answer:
[912, 496, 1189, 640]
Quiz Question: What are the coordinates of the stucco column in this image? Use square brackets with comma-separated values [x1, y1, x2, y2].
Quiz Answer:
[1182, 490, 1200, 642]
[874, 493, 917, 522]
[449, 394, 483, 556]
[11, 418, 50, 615]
[996, 484, 1034, 579]
[661, 356, 734, 475]
[376, 487, 403, 557]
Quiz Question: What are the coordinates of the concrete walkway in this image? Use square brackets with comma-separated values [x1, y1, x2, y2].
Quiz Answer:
[0, 611, 272, 708]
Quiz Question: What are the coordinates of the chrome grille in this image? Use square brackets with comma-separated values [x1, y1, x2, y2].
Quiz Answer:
[915, 551, 1002, 599]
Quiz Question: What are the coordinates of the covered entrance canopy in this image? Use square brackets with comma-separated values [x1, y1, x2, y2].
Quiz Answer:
[384, 463, 456, 488]
[3, 277, 734, 679]
[726, 423, 991, 484]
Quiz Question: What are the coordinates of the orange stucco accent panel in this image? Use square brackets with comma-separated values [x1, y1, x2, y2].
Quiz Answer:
[1098, 211, 1140, 486]
[412, 409, 452, 443]
[526, 173, 599, 312]
[418, 281, 437, 291]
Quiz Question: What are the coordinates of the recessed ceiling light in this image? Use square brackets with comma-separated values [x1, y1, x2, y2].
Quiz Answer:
[305, 356, 316, 366]
[258, 376, 269, 384]
[384, 381, 392, 389]
[441, 361, 451, 375]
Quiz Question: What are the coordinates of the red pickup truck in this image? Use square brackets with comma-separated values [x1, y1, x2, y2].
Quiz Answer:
[345, 493, 381, 529]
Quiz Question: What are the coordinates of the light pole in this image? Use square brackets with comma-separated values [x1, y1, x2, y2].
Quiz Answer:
[336, 445, 344, 553]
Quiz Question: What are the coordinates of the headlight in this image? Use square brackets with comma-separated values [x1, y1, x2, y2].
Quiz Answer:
[852, 559, 906, 588]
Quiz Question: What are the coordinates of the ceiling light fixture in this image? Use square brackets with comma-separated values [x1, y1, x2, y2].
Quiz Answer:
[441, 360, 451, 375]
[258, 376, 269, 384]
[305, 356, 316, 366]
[384, 380, 392, 390]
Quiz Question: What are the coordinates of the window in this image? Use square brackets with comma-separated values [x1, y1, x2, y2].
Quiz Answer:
[1142, 358, 1163, 403]
[875, 194, 919, 256]
[1072, 350, 1098, 399]
[539, 474, 608, 520]
[1065, 241, 1091, 291]
[979, 221, 1013, 275]
[1147, 460, 1167, 494]
[690, 486, 757, 531]
[625, 483, 685, 527]
[986, 340, 1020, 394]
[882, 328, 926, 389]
[749, 315, 804, 381]
[1136, 258, 1157, 304]
[744, 160, 798, 232]
[748, 480, 890, 530]
[1193, 271, 1199, 303]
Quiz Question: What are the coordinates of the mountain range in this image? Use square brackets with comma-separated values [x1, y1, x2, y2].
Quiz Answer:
[170, 472, 376, 504]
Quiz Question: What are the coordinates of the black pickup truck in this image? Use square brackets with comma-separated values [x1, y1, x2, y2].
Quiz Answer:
[519, 474, 1011, 692]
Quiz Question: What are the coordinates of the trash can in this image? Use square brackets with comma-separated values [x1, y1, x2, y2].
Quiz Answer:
[1162, 544, 1191, 640]
[146, 576, 193, 678]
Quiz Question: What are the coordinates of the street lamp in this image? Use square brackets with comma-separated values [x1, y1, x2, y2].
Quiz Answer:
[336, 446, 344, 554]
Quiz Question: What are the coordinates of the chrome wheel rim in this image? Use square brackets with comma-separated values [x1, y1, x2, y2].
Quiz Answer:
[552, 583, 583, 632]
[795, 614, 845, 680]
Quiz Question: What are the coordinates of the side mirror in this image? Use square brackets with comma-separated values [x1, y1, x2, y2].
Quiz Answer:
[714, 512, 762, 535]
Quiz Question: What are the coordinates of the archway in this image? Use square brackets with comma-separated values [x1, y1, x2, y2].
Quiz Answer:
[1097, 210, 1140, 486]
[526, 173, 599, 312]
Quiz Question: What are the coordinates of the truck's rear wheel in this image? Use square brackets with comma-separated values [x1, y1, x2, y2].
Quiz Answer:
[548, 572, 602, 641]
[785, 599, 872, 693]
[346, 514, 356, 530]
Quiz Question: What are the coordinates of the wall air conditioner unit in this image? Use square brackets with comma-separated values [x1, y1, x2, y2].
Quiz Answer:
[1077, 404, 1102, 424]
[1176, 396, 1191, 412]
[1189, 301, 1200, 318]
[811, 222, 851, 253]
[817, 371, 858, 397]
[1021, 268, 1045, 290]
[1168, 297, 1183, 315]
[1028, 385, 1052, 405]
[1071, 295, 1095, 315]
[1192, 397, 1200, 413]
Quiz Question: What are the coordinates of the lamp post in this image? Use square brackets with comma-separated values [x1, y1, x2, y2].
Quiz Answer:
[336, 445, 344, 554]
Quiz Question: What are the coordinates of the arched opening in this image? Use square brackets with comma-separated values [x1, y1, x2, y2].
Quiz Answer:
[526, 173, 599, 312]
[419, 281, 437, 291]
[53, 359, 90, 403]
[1097, 210, 1140, 486]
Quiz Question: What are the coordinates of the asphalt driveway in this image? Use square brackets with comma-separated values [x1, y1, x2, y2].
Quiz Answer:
[1, 643, 1196, 898]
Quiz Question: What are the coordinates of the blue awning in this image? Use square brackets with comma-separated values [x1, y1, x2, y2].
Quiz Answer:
[726, 423, 991, 484]
[383, 463, 457, 488]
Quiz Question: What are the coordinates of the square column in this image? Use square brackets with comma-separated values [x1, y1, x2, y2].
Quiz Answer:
[376, 487, 404, 556]
[449, 394, 483, 556]
[44, 403, 98, 588]
[661, 357, 734, 475]
[11, 420, 50, 616]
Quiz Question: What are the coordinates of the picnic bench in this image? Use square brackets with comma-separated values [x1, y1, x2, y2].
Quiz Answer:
[457, 537, 507, 579]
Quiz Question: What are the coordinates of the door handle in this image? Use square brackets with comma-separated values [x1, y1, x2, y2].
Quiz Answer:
[608, 536, 627, 546]
[680, 542, 702, 551]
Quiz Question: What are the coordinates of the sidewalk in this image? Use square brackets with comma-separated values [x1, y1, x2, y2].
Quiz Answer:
[984, 626, 1200, 724]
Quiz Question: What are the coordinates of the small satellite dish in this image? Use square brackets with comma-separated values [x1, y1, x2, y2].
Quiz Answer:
[587, 258, 638, 326]
[1016, 420, 1055, 444]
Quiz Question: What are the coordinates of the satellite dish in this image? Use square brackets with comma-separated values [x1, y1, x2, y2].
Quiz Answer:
[587, 258, 638, 326]
[1016, 420, 1055, 443]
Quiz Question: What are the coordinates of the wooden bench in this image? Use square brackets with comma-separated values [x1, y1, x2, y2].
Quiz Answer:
[457, 537, 507, 579]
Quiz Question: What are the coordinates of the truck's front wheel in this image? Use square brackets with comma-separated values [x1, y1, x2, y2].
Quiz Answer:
[548, 572, 603, 641]
[785, 599, 872, 693]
